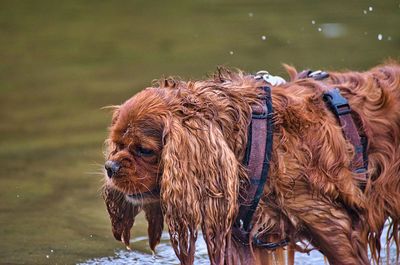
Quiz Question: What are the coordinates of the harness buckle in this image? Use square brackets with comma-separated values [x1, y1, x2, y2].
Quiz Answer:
[323, 88, 351, 116]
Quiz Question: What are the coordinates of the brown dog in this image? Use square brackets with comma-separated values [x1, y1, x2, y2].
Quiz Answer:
[103, 62, 400, 265]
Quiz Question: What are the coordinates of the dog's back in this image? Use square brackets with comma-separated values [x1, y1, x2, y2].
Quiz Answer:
[264, 62, 400, 264]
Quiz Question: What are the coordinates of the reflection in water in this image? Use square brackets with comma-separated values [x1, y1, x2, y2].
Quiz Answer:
[81, 227, 397, 265]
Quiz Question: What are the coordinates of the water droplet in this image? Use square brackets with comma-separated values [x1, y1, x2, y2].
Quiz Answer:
[311, 20, 316, 25]
[377, 34, 383, 40]
[363, 10, 367, 14]
[248, 12, 253, 17]
[261, 35, 267, 40]
[368, 6, 373, 11]
[46, 255, 50, 259]
[229, 51, 234, 55]
[318, 27, 322, 32]
[388, 36, 392, 41]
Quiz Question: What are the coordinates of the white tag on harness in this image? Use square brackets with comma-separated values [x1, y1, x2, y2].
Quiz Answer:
[255, 71, 286, 86]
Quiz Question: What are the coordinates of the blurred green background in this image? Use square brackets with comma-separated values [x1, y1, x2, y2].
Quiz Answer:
[0, 0, 399, 264]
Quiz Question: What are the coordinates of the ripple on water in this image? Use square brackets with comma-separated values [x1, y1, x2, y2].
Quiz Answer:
[80, 227, 397, 265]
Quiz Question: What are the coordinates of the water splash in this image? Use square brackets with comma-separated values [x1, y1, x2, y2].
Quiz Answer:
[78, 233, 326, 265]
[80, 226, 397, 265]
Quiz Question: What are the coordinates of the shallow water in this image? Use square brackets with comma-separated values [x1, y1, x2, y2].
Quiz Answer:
[80, 226, 397, 265]
[0, 0, 399, 264]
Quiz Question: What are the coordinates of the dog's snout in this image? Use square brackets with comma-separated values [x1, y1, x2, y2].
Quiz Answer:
[105, 160, 121, 178]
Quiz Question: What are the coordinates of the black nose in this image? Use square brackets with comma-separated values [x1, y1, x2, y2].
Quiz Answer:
[105, 160, 121, 178]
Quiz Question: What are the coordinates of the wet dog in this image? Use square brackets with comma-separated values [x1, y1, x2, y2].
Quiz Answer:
[103, 62, 400, 265]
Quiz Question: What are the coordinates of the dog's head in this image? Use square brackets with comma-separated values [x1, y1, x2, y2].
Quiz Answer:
[105, 87, 167, 204]
[104, 74, 260, 264]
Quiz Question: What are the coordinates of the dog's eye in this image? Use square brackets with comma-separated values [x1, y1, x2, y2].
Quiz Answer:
[135, 146, 155, 157]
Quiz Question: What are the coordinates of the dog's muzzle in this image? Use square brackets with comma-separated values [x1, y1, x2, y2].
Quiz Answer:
[105, 160, 121, 178]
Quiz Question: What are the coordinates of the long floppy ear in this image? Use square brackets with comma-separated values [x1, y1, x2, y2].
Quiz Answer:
[102, 186, 141, 248]
[102, 186, 164, 251]
[161, 117, 241, 265]
[143, 201, 164, 252]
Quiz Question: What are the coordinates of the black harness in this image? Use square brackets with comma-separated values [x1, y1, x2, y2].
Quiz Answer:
[232, 70, 368, 249]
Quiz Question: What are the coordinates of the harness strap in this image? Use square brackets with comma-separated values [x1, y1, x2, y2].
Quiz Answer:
[232, 70, 369, 248]
[323, 88, 369, 189]
[301, 69, 369, 189]
[232, 85, 282, 247]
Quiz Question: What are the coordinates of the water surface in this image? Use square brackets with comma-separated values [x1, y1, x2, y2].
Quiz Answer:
[79, 226, 397, 265]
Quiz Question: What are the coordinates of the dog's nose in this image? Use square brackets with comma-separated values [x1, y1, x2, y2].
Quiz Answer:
[105, 160, 120, 178]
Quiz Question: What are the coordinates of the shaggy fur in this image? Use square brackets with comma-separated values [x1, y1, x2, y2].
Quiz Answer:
[103, 62, 400, 265]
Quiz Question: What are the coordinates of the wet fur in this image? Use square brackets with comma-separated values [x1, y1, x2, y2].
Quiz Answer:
[103, 62, 400, 265]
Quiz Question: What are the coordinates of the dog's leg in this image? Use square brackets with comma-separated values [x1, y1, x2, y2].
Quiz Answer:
[285, 193, 369, 265]
[286, 244, 295, 265]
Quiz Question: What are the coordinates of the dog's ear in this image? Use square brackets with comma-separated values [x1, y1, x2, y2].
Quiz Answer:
[102, 186, 141, 248]
[161, 117, 241, 265]
[143, 201, 164, 252]
[103, 186, 164, 251]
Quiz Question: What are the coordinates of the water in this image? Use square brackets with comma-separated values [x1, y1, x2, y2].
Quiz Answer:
[0, 0, 399, 264]
[80, 226, 397, 265]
